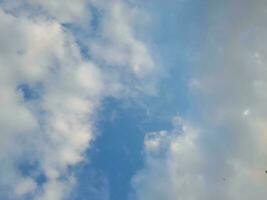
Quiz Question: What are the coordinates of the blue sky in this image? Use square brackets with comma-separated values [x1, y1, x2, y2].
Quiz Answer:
[1, 1, 267, 200]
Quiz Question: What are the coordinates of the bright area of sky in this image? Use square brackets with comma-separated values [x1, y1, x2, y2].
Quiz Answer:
[1, 0, 267, 200]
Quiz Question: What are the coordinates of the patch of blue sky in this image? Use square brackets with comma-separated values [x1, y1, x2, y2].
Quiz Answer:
[17, 83, 41, 101]
[138, 0, 208, 122]
[17, 160, 47, 186]
[72, 97, 146, 200]
[72, 1, 210, 200]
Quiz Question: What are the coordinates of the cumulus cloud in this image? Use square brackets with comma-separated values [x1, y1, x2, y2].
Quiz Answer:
[1, 0, 91, 24]
[88, 0, 157, 96]
[132, 1, 267, 200]
[133, 114, 267, 200]
[0, 0, 154, 199]
[132, 117, 205, 200]
[89, 1, 154, 76]
[26, 0, 90, 24]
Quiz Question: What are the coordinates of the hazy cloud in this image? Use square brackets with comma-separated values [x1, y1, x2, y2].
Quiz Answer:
[132, 1, 267, 200]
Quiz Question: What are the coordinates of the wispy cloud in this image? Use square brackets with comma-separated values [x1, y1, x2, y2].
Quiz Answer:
[132, 1, 267, 199]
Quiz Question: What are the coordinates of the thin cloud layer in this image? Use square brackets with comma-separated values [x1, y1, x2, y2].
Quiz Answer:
[0, 1, 154, 200]
[132, 1, 267, 200]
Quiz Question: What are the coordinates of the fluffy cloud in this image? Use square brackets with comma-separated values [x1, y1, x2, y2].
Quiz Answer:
[133, 115, 267, 200]
[132, 1, 267, 200]
[89, 0, 154, 77]
[0, 0, 154, 199]
[0, 8, 100, 200]
[132, 117, 204, 200]
[87, 0, 156, 97]
[26, 0, 90, 24]
[1, 0, 91, 24]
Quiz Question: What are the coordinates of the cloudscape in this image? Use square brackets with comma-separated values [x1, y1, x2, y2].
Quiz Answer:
[0, 1, 267, 200]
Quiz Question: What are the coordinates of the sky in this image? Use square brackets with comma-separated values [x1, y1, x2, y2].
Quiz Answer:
[1, 0, 267, 200]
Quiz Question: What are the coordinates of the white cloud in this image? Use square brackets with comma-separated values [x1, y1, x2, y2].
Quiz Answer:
[133, 115, 267, 200]
[0, 8, 99, 199]
[132, 1, 267, 200]
[15, 178, 37, 197]
[89, 0, 154, 77]
[0, 0, 155, 199]
[27, 0, 90, 24]
[132, 117, 205, 200]
[1, 0, 91, 24]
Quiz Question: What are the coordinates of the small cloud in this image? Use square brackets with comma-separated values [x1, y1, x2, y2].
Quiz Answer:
[15, 178, 37, 197]
[188, 78, 202, 90]
[243, 108, 250, 116]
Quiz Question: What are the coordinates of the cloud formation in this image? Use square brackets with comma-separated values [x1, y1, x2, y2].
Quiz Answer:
[132, 1, 267, 199]
[0, 1, 154, 199]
